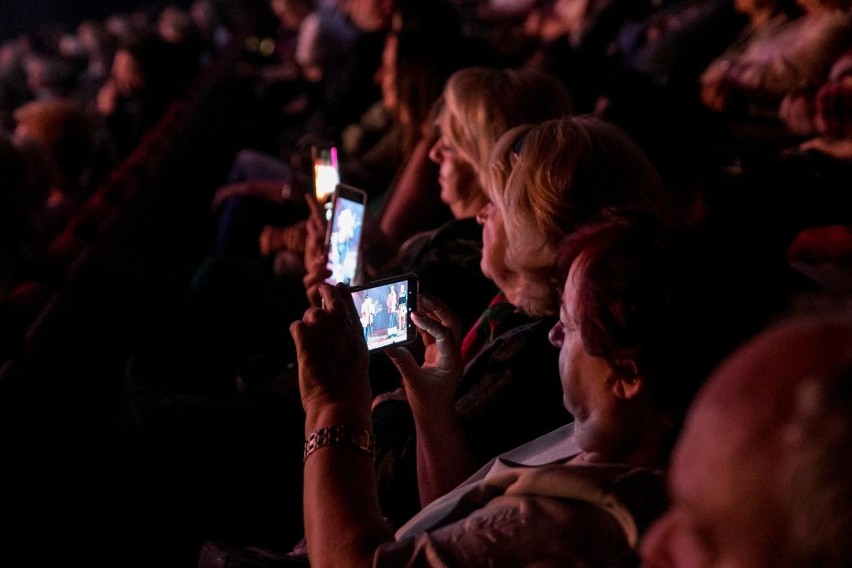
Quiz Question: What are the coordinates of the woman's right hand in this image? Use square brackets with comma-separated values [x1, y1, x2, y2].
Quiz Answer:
[290, 283, 372, 426]
[385, 295, 464, 411]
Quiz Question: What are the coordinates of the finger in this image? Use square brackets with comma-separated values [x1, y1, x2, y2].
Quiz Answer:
[305, 193, 326, 225]
[385, 346, 420, 378]
[303, 258, 330, 290]
[411, 311, 456, 347]
[316, 283, 340, 313]
[318, 283, 358, 334]
[336, 282, 363, 329]
[301, 305, 327, 326]
[289, 319, 306, 347]
[305, 284, 321, 308]
[417, 294, 462, 336]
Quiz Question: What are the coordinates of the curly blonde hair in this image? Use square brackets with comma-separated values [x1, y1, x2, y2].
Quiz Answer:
[487, 115, 665, 316]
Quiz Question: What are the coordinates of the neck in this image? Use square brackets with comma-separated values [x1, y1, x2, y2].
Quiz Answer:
[574, 414, 674, 469]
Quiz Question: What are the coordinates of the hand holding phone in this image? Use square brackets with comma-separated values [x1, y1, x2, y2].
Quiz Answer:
[382, 293, 466, 433]
[349, 274, 418, 352]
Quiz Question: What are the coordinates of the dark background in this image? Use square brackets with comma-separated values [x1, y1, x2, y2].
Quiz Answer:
[0, 0, 192, 41]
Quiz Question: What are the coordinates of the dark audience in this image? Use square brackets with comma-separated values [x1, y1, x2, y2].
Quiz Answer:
[0, 1, 851, 567]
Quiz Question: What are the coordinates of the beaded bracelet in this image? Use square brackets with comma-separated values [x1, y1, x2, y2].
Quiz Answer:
[303, 424, 375, 463]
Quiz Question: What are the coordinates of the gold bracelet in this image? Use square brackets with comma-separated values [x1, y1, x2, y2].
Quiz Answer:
[303, 425, 374, 463]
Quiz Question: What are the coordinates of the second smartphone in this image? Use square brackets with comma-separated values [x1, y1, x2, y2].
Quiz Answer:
[324, 183, 367, 286]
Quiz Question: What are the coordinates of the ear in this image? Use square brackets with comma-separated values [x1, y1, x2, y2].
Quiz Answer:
[611, 360, 642, 401]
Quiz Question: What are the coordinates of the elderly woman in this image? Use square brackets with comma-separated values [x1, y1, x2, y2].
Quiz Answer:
[292, 206, 763, 566]
[371, 116, 669, 510]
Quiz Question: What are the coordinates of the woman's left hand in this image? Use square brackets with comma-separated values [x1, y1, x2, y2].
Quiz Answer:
[386, 294, 464, 410]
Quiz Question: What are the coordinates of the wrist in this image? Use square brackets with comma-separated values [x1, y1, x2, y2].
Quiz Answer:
[303, 400, 371, 435]
[303, 424, 374, 463]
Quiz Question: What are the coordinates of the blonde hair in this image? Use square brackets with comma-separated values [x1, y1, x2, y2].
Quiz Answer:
[488, 115, 665, 316]
[440, 67, 573, 189]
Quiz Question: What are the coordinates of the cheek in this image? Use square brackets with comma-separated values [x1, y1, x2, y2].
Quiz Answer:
[443, 159, 478, 199]
[481, 218, 506, 264]
[558, 341, 584, 406]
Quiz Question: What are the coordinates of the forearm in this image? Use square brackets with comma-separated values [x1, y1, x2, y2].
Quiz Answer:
[303, 405, 395, 568]
[409, 399, 478, 507]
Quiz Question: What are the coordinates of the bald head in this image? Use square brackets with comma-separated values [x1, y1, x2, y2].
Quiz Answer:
[641, 313, 852, 568]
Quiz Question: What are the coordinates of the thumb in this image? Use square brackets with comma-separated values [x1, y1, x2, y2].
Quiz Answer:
[385, 346, 420, 379]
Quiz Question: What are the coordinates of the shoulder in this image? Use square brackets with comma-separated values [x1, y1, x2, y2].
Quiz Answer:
[376, 464, 663, 567]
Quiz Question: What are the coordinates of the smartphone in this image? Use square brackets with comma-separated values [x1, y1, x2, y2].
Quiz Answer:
[324, 183, 367, 286]
[312, 145, 340, 206]
[349, 273, 418, 352]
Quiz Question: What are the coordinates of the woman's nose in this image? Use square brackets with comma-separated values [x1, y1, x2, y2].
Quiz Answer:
[428, 137, 442, 164]
[475, 201, 492, 225]
[548, 321, 564, 347]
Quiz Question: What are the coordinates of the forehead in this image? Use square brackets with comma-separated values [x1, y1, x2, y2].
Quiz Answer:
[561, 256, 585, 314]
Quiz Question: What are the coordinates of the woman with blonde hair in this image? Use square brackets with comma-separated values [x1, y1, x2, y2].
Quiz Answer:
[377, 115, 669, 510]
[482, 115, 664, 316]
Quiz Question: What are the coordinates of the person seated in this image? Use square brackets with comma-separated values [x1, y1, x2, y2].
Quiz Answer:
[361, 114, 669, 526]
[640, 306, 852, 567]
[12, 98, 96, 239]
[698, 0, 852, 120]
[781, 47, 852, 160]
[92, 33, 188, 168]
[699, 0, 800, 114]
[289, 208, 772, 566]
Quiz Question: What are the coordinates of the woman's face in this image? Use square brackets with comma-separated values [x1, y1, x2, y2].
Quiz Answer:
[428, 116, 482, 219]
[475, 200, 518, 301]
[548, 257, 623, 455]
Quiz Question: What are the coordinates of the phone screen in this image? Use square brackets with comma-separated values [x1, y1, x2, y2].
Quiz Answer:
[325, 184, 366, 286]
[350, 274, 418, 352]
[313, 146, 340, 204]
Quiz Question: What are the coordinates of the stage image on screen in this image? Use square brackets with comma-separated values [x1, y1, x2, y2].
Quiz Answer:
[326, 195, 365, 285]
[352, 281, 411, 351]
